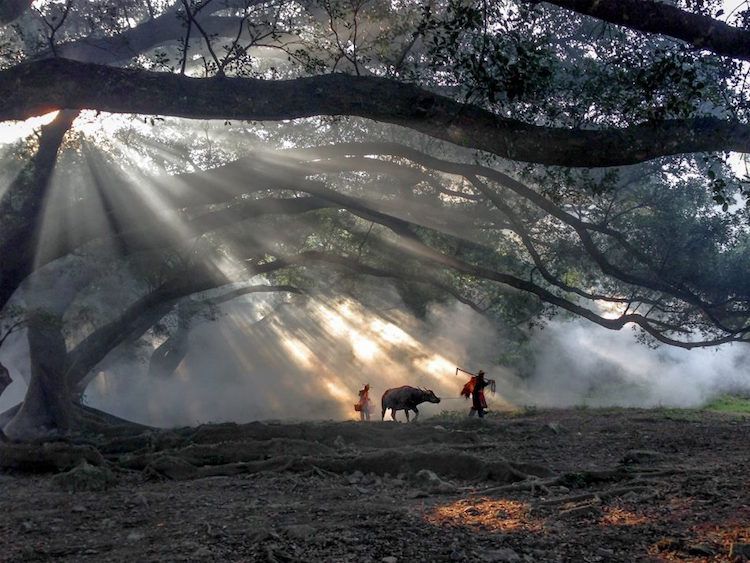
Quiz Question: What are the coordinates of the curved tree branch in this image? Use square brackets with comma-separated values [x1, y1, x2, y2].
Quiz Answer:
[3, 59, 750, 167]
[297, 142, 750, 330]
[531, 0, 750, 61]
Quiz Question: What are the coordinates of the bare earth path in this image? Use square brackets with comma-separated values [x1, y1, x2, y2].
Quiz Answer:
[1, 408, 749, 562]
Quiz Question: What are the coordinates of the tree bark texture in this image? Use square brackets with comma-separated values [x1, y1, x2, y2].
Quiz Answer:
[537, 0, 750, 61]
[3, 312, 72, 441]
[2, 59, 749, 168]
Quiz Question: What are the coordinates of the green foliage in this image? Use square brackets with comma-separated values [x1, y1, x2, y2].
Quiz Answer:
[704, 394, 750, 414]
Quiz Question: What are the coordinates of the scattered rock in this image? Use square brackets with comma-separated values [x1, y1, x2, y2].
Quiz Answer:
[544, 422, 564, 434]
[51, 460, 115, 492]
[413, 468, 441, 485]
[412, 469, 457, 494]
[126, 531, 145, 542]
[333, 435, 347, 450]
[382, 557, 398, 563]
[347, 470, 364, 484]
[191, 546, 213, 558]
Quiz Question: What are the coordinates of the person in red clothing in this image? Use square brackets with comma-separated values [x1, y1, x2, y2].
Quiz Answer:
[355, 383, 372, 421]
[460, 370, 494, 418]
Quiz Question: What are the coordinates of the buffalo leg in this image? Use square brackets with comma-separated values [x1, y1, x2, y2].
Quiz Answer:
[412, 406, 419, 421]
[405, 409, 410, 422]
[391, 409, 397, 421]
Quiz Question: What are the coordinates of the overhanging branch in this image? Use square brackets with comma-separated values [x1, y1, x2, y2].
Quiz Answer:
[3, 59, 750, 167]
[532, 0, 750, 61]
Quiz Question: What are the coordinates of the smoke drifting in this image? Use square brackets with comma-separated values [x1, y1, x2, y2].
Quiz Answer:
[2, 289, 748, 427]
[523, 320, 750, 409]
[82, 291, 750, 426]
[82, 289, 502, 426]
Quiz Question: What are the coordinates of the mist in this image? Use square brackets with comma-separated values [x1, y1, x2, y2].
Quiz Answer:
[4, 284, 747, 426]
[523, 319, 750, 409]
[80, 288, 502, 426]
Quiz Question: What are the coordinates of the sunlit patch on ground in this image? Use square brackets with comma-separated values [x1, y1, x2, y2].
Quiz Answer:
[425, 498, 545, 533]
[599, 505, 649, 527]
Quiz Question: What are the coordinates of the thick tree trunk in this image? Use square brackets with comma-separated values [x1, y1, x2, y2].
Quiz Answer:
[3, 313, 71, 441]
[148, 304, 190, 378]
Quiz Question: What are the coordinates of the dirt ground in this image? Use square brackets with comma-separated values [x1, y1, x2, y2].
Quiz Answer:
[1, 408, 749, 563]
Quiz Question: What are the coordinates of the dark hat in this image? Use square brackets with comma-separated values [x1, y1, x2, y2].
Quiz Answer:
[478, 370, 485, 376]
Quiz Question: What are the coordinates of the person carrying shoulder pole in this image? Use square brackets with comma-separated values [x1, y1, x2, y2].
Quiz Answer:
[458, 368, 496, 418]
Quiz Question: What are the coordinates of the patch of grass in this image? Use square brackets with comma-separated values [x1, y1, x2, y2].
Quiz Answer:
[658, 408, 703, 422]
[429, 410, 468, 423]
[704, 395, 750, 414]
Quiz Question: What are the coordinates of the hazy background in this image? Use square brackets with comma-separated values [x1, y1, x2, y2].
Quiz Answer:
[2, 288, 748, 427]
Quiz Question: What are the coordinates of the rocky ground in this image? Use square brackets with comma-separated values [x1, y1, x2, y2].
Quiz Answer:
[1, 408, 749, 562]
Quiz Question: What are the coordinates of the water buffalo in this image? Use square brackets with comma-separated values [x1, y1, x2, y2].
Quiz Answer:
[381, 386, 441, 422]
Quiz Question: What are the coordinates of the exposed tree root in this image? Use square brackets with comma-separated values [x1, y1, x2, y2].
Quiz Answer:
[537, 485, 652, 506]
[1, 402, 150, 442]
[139, 448, 554, 483]
[554, 467, 631, 488]
[144, 455, 296, 480]
[74, 404, 152, 436]
[0, 442, 104, 472]
[479, 477, 557, 496]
